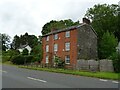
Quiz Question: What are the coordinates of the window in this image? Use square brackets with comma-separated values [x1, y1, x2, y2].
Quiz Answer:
[65, 31, 70, 38]
[65, 42, 70, 51]
[54, 34, 58, 40]
[46, 36, 49, 41]
[46, 45, 49, 52]
[54, 44, 58, 51]
[46, 56, 49, 63]
[65, 55, 70, 64]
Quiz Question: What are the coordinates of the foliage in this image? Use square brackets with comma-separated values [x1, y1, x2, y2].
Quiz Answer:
[2, 50, 20, 62]
[41, 19, 79, 35]
[22, 48, 29, 55]
[32, 56, 40, 62]
[2, 56, 11, 63]
[109, 52, 120, 73]
[11, 55, 33, 65]
[54, 56, 65, 68]
[85, 4, 119, 40]
[11, 55, 24, 65]
[30, 44, 43, 62]
[1, 33, 11, 51]
[11, 32, 38, 49]
[99, 31, 118, 59]
[85, 4, 119, 59]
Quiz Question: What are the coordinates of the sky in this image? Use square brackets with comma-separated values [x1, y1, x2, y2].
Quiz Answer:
[0, 0, 119, 40]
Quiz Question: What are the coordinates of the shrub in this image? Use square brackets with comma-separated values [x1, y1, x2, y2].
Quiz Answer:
[54, 56, 65, 68]
[98, 31, 118, 59]
[109, 52, 120, 73]
[22, 49, 28, 55]
[32, 56, 40, 63]
[2, 56, 10, 63]
[11, 55, 24, 65]
[25, 55, 33, 63]
[11, 55, 33, 65]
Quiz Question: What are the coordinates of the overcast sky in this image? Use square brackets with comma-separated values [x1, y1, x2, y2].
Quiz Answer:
[0, 0, 119, 39]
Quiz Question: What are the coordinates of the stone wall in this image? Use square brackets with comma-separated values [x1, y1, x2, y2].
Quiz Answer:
[77, 25, 98, 60]
[76, 59, 114, 72]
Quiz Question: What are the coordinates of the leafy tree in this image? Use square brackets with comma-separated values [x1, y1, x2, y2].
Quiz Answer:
[30, 43, 43, 62]
[27, 35, 38, 48]
[41, 19, 79, 35]
[99, 31, 118, 59]
[11, 35, 20, 49]
[109, 52, 120, 73]
[85, 4, 119, 40]
[1, 33, 11, 51]
[54, 56, 65, 68]
[85, 4, 119, 59]
[11, 33, 38, 49]
[22, 48, 28, 55]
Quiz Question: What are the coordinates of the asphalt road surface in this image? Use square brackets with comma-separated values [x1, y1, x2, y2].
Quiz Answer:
[1, 65, 119, 88]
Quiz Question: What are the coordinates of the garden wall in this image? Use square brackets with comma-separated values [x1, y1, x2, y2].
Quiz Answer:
[76, 59, 114, 72]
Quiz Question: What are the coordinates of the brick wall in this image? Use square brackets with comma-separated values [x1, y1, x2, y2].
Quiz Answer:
[42, 29, 78, 66]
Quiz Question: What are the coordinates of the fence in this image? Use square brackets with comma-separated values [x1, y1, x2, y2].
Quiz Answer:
[23, 59, 114, 72]
[23, 63, 65, 69]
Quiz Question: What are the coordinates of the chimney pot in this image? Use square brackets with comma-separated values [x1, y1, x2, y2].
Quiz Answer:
[83, 18, 90, 24]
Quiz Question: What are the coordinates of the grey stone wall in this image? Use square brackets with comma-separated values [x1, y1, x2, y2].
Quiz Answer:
[99, 59, 114, 72]
[77, 24, 98, 60]
[76, 59, 114, 72]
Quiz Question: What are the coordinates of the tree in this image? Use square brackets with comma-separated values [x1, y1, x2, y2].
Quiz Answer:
[85, 4, 119, 40]
[11, 33, 38, 49]
[11, 35, 20, 49]
[1, 33, 11, 51]
[41, 19, 79, 35]
[22, 48, 28, 55]
[30, 43, 43, 62]
[99, 31, 118, 59]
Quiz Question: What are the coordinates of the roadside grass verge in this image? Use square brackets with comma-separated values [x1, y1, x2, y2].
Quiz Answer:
[19, 65, 119, 80]
[2, 61, 17, 67]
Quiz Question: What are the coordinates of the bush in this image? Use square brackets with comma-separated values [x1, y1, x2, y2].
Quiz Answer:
[22, 49, 28, 55]
[2, 56, 10, 63]
[11, 55, 24, 65]
[54, 56, 65, 68]
[11, 55, 33, 65]
[109, 52, 120, 73]
[32, 56, 40, 63]
[25, 55, 33, 63]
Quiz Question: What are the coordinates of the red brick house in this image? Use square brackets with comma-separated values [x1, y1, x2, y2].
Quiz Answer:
[42, 18, 97, 68]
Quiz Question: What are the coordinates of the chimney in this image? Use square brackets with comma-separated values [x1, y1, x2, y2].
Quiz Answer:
[83, 18, 90, 24]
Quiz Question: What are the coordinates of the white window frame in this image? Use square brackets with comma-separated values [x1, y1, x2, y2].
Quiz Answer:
[46, 36, 49, 41]
[46, 45, 49, 52]
[65, 42, 70, 51]
[54, 34, 58, 40]
[54, 44, 58, 52]
[46, 56, 49, 63]
[65, 55, 70, 64]
[65, 31, 70, 38]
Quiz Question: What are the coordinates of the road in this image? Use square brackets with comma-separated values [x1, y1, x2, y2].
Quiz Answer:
[1, 65, 119, 88]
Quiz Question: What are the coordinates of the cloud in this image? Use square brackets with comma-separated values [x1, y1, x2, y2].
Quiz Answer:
[0, 0, 119, 39]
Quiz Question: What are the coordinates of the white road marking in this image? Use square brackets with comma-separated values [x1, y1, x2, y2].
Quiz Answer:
[27, 77, 47, 83]
[99, 79, 108, 82]
[0, 70, 7, 73]
[112, 81, 119, 84]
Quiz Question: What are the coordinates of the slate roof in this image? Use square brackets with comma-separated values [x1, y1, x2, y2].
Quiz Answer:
[42, 23, 97, 37]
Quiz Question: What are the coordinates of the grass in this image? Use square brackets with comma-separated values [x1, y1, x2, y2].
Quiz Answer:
[2, 61, 18, 67]
[19, 65, 119, 80]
